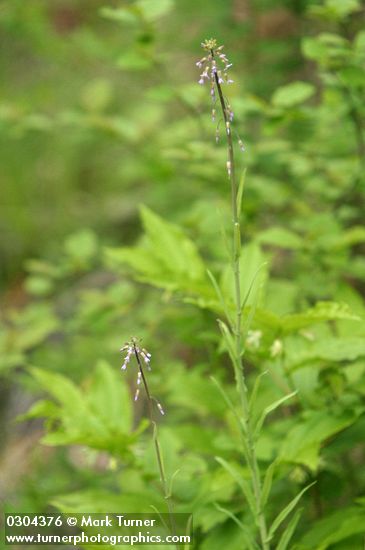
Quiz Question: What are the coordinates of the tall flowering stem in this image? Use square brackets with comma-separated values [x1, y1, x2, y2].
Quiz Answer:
[198, 39, 270, 550]
[120, 338, 178, 548]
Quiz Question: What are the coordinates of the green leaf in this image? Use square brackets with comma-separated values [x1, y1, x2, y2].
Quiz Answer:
[221, 242, 267, 311]
[249, 371, 268, 415]
[52, 489, 163, 514]
[17, 399, 59, 421]
[214, 504, 259, 550]
[100, 7, 139, 24]
[257, 227, 303, 250]
[64, 229, 98, 262]
[280, 301, 361, 334]
[215, 457, 257, 519]
[254, 392, 297, 437]
[9, 304, 59, 352]
[24, 275, 54, 296]
[279, 409, 362, 471]
[136, 0, 174, 21]
[217, 320, 236, 365]
[237, 169, 246, 219]
[105, 206, 208, 296]
[117, 50, 153, 71]
[276, 508, 302, 550]
[271, 81, 315, 108]
[210, 376, 241, 427]
[207, 270, 232, 325]
[287, 336, 365, 370]
[297, 507, 365, 549]
[260, 460, 277, 509]
[29, 367, 85, 411]
[166, 365, 227, 418]
[86, 360, 132, 433]
[267, 482, 315, 541]
[27, 365, 138, 456]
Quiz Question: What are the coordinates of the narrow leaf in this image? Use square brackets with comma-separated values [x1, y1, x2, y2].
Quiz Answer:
[241, 263, 267, 314]
[255, 391, 297, 437]
[217, 319, 236, 364]
[261, 460, 277, 509]
[237, 169, 247, 219]
[211, 376, 242, 428]
[267, 482, 315, 541]
[276, 508, 302, 550]
[249, 370, 268, 414]
[207, 269, 233, 326]
[216, 457, 257, 519]
[241, 264, 267, 339]
[214, 503, 259, 550]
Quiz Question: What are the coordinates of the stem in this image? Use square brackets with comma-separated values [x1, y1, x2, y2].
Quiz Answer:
[132, 345, 179, 549]
[212, 52, 270, 550]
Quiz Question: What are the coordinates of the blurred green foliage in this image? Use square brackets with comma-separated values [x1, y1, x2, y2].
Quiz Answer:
[1, 0, 365, 548]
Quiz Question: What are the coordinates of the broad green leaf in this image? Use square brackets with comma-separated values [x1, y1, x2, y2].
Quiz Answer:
[257, 227, 303, 250]
[8, 304, 59, 351]
[80, 79, 113, 112]
[64, 229, 98, 262]
[140, 206, 204, 279]
[27, 366, 138, 455]
[105, 206, 208, 296]
[271, 81, 315, 108]
[297, 507, 365, 549]
[24, 275, 54, 296]
[117, 51, 153, 71]
[267, 482, 315, 541]
[313, 0, 361, 20]
[136, 0, 174, 21]
[279, 409, 362, 471]
[100, 7, 139, 24]
[29, 367, 85, 411]
[17, 399, 59, 421]
[287, 336, 365, 370]
[165, 365, 227, 418]
[29, 367, 108, 445]
[52, 489, 163, 514]
[280, 301, 361, 334]
[87, 360, 132, 433]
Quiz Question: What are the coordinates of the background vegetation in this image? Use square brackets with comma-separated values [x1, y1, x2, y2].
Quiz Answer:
[1, 0, 365, 548]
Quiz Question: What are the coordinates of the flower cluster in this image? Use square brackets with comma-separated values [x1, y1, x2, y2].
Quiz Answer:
[120, 338, 164, 415]
[121, 339, 151, 371]
[196, 38, 245, 160]
[196, 38, 234, 92]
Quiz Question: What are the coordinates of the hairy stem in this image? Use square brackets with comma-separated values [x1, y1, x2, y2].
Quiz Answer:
[212, 51, 270, 550]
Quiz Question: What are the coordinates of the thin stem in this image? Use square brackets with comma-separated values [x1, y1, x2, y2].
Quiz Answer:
[212, 51, 270, 550]
[132, 344, 179, 549]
